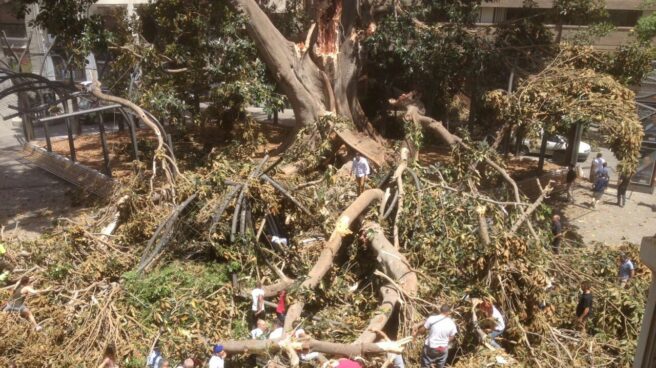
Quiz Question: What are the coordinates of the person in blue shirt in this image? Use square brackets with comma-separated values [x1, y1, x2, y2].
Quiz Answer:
[591, 164, 609, 209]
[618, 253, 635, 288]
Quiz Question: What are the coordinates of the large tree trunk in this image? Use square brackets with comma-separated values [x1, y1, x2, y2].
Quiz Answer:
[229, 0, 378, 138]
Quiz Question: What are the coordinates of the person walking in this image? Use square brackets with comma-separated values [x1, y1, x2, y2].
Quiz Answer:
[3, 276, 50, 331]
[351, 152, 371, 195]
[589, 153, 605, 182]
[208, 345, 227, 368]
[251, 281, 265, 326]
[551, 215, 563, 254]
[565, 164, 577, 203]
[413, 305, 458, 368]
[617, 173, 631, 208]
[591, 166, 609, 209]
[576, 281, 593, 333]
[618, 253, 635, 288]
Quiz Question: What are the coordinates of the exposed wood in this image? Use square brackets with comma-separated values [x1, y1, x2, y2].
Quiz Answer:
[391, 148, 408, 248]
[334, 128, 386, 167]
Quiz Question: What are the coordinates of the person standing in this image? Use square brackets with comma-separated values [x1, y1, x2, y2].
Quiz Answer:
[565, 164, 577, 203]
[551, 215, 563, 254]
[576, 281, 593, 333]
[591, 167, 609, 209]
[208, 345, 227, 368]
[351, 152, 371, 195]
[617, 173, 631, 208]
[251, 281, 265, 326]
[589, 153, 606, 182]
[276, 289, 287, 324]
[413, 305, 458, 368]
[618, 253, 635, 288]
[3, 276, 50, 331]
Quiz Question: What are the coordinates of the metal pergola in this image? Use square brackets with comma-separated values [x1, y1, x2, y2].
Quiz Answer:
[0, 68, 168, 178]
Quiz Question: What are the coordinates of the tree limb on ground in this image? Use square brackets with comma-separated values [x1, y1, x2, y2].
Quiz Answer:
[356, 221, 417, 344]
[283, 188, 385, 331]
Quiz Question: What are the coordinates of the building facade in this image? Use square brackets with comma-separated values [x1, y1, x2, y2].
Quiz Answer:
[477, 0, 655, 50]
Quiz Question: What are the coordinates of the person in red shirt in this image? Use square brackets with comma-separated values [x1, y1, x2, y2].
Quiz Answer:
[276, 290, 287, 324]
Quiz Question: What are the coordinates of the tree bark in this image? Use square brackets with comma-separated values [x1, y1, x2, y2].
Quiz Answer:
[220, 337, 405, 357]
[229, 0, 379, 138]
[356, 222, 417, 343]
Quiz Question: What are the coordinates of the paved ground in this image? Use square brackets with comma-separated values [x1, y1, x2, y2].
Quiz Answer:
[0, 117, 79, 240]
[556, 147, 656, 245]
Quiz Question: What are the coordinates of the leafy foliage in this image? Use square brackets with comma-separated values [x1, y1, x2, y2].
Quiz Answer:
[127, 0, 285, 127]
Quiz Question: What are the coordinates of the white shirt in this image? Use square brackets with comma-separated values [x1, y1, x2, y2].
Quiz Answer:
[492, 306, 505, 332]
[423, 314, 457, 348]
[352, 157, 371, 178]
[592, 157, 606, 171]
[269, 327, 284, 339]
[251, 288, 264, 311]
[271, 236, 288, 246]
[208, 355, 224, 368]
[251, 327, 265, 339]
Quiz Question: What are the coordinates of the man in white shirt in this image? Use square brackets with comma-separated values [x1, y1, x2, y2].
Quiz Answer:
[589, 153, 606, 182]
[251, 319, 269, 339]
[413, 305, 458, 368]
[251, 282, 265, 326]
[618, 253, 636, 288]
[351, 152, 371, 195]
[208, 345, 226, 368]
[489, 304, 505, 348]
[268, 319, 284, 339]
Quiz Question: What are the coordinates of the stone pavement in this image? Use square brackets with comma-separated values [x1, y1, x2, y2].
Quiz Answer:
[558, 147, 656, 246]
[0, 116, 78, 240]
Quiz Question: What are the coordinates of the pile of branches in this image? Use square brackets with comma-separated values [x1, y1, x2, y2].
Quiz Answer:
[483, 47, 644, 175]
[0, 125, 648, 367]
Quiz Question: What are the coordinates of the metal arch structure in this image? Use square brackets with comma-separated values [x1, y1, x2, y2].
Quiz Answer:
[0, 67, 169, 179]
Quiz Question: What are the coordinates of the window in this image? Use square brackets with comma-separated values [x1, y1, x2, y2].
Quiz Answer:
[607, 10, 643, 27]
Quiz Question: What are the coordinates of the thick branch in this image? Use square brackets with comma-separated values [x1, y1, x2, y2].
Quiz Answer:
[390, 92, 539, 239]
[220, 337, 408, 357]
[510, 180, 553, 234]
[284, 188, 385, 331]
[356, 221, 417, 343]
